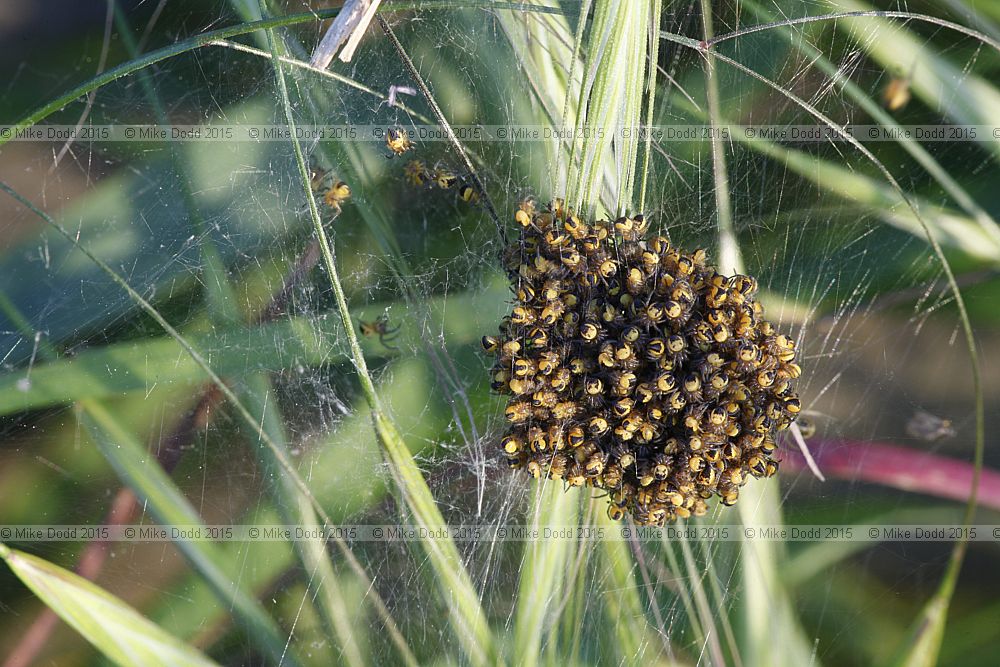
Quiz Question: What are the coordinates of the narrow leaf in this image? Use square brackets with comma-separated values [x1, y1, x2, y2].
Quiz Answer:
[0, 543, 219, 667]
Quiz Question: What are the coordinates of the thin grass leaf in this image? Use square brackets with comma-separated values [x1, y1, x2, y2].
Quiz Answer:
[693, 5, 815, 663]
[111, 14, 362, 658]
[827, 0, 1000, 161]
[2, 173, 413, 666]
[0, 276, 298, 664]
[736, 482, 817, 667]
[0, 544, 219, 667]
[568, 0, 627, 214]
[735, 126, 1000, 263]
[638, 0, 662, 212]
[513, 481, 580, 666]
[888, 592, 951, 667]
[78, 400, 300, 666]
[615, 1, 650, 213]
[238, 374, 367, 667]
[678, 534, 727, 667]
[0, 283, 497, 416]
[497, 0, 584, 199]
[596, 509, 660, 663]
[259, 14, 497, 666]
[674, 30, 986, 666]
[662, 538, 707, 657]
[700, 0, 741, 276]
[741, 0, 1000, 246]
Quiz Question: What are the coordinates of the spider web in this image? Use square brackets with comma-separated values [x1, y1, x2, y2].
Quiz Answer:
[0, 1, 997, 665]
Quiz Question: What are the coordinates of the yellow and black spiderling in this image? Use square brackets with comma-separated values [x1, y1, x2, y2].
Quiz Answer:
[360, 314, 400, 350]
[385, 127, 414, 157]
[310, 167, 351, 216]
[403, 160, 481, 206]
[483, 202, 802, 526]
[323, 180, 351, 214]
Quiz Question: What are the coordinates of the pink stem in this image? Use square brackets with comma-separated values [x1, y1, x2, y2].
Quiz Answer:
[780, 439, 1000, 511]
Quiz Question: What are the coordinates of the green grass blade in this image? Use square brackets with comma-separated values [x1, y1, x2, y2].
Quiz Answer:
[513, 481, 580, 665]
[700, 0, 740, 275]
[615, 1, 650, 213]
[678, 534, 727, 666]
[697, 5, 810, 663]
[568, 0, 627, 214]
[660, 78, 1000, 261]
[259, 14, 497, 665]
[827, 0, 1000, 161]
[737, 482, 816, 667]
[78, 400, 299, 666]
[737, 135, 1000, 262]
[741, 0, 1000, 246]
[597, 510, 661, 663]
[638, 0, 662, 212]
[146, 361, 437, 652]
[238, 374, 367, 667]
[679, 35, 987, 667]
[497, 0, 587, 201]
[662, 537, 707, 656]
[887, 594, 951, 667]
[0, 544, 219, 667]
[111, 15, 361, 658]
[0, 272, 297, 664]
[0, 284, 496, 416]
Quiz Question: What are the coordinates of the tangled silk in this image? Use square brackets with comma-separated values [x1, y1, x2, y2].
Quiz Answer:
[483, 201, 801, 525]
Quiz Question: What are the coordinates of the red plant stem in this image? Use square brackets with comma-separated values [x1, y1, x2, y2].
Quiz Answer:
[781, 439, 1000, 512]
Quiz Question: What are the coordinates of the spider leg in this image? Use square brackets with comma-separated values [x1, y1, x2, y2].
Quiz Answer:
[380, 333, 400, 351]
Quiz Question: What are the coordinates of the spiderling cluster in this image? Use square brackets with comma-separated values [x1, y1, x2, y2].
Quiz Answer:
[482, 200, 801, 525]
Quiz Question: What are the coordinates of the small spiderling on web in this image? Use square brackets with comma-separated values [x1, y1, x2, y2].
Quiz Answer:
[482, 200, 802, 525]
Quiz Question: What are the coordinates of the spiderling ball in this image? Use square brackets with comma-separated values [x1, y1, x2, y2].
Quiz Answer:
[482, 200, 801, 525]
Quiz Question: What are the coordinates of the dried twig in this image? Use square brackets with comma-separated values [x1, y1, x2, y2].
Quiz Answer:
[309, 0, 383, 68]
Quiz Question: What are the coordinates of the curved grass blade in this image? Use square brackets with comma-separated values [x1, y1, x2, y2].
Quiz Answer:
[665, 33, 986, 667]
[825, 0, 1000, 162]
[0, 283, 497, 416]
[596, 509, 663, 663]
[259, 13, 497, 666]
[111, 13, 363, 658]
[694, 4, 814, 663]
[663, 93, 1000, 262]
[699, 0, 739, 276]
[567, 0, 647, 215]
[638, 0, 662, 212]
[496, 0, 589, 201]
[0, 177, 415, 666]
[0, 3, 571, 153]
[741, 0, 1000, 245]
[0, 543, 219, 667]
[237, 375, 366, 667]
[0, 289, 296, 664]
